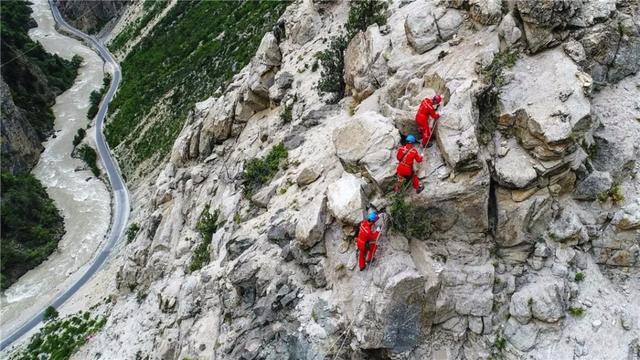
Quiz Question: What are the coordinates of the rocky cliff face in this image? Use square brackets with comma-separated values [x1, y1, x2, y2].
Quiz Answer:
[0, 77, 43, 174]
[72, 0, 639, 359]
[56, 0, 127, 34]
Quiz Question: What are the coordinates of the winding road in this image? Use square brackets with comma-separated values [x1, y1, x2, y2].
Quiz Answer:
[0, 1, 129, 350]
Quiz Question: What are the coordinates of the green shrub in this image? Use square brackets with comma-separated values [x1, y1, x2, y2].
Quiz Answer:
[494, 335, 507, 351]
[316, 0, 388, 103]
[72, 128, 86, 147]
[86, 73, 111, 120]
[597, 183, 625, 203]
[568, 306, 585, 317]
[19, 311, 106, 359]
[389, 194, 432, 239]
[1, 172, 64, 290]
[280, 102, 293, 123]
[126, 223, 140, 244]
[77, 144, 100, 176]
[574, 272, 585, 282]
[43, 306, 59, 322]
[190, 206, 220, 272]
[481, 50, 518, 87]
[242, 143, 288, 196]
[317, 36, 348, 103]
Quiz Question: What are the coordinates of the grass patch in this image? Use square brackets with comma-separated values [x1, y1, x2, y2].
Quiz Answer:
[86, 73, 111, 121]
[568, 306, 585, 317]
[389, 194, 433, 239]
[126, 223, 140, 244]
[72, 128, 86, 147]
[316, 0, 388, 103]
[190, 205, 220, 272]
[242, 143, 288, 197]
[15, 311, 106, 359]
[1, 172, 64, 290]
[106, 1, 288, 175]
[77, 144, 100, 177]
[574, 272, 585, 282]
[109, 0, 168, 52]
[481, 49, 518, 87]
[597, 183, 625, 203]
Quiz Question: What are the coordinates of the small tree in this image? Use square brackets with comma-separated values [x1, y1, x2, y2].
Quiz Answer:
[43, 306, 58, 321]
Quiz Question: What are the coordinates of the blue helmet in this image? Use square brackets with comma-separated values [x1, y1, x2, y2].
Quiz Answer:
[406, 134, 417, 143]
[367, 211, 379, 222]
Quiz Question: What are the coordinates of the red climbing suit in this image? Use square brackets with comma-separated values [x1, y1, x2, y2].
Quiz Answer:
[415, 97, 440, 146]
[396, 143, 423, 190]
[356, 219, 380, 271]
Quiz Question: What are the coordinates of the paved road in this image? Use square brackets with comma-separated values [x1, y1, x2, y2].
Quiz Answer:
[0, 1, 129, 350]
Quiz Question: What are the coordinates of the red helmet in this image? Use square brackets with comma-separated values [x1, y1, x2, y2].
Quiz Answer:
[432, 95, 442, 104]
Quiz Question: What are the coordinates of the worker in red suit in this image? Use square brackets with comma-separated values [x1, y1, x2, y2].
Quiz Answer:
[356, 211, 380, 271]
[415, 95, 442, 146]
[394, 135, 424, 193]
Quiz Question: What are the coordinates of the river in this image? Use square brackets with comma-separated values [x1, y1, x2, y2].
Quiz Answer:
[0, 0, 112, 338]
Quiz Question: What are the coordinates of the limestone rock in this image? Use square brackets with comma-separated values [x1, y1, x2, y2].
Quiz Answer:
[469, 0, 503, 26]
[515, 0, 579, 53]
[295, 196, 327, 249]
[296, 165, 322, 187]
[573, 170, 613, 201]
[268, 71, 294, 103]
[612, 200, 640, 231]
[344, 25, 391, 101]
[504, 317, 539, 351]
[509, 278, 569, 323]
[286, 0, 321, 46]
[498, 13, 522, 47]
[590, 73, 640, 178]
[326, 173, 365, 225]
[435, 8, 464, 41]
[562, 39, 586, 65]
[333, 111, 399, 187]
[199, 92, 238, 156]
[498, 48, 593, 161]
[255, 32, 281, 67]
[404, 3, 439, 54]
[493, 140, 538, 189]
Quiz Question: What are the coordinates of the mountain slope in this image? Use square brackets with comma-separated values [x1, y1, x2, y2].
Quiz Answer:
[11, 0, 638, 359]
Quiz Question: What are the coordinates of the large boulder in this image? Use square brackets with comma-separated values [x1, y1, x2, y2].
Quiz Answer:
[404, 3, 440, 54]
[269, 71, 294, 103]
[493, 139, 538, 189]
[344, 25, 392, 101]
[404, 3, 463, 54]
[494, 189, 552, 249]
[333, 111, 400, 187]
[295, 196, 327, 249]
[326, 173, 365, 225]
[498, 48, 593, 161]
[498, 13, 522, 47]
[198, 92, 238, 156]
[509, 277, 569, 323]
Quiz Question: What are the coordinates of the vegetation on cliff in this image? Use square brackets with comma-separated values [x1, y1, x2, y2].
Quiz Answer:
[106, 0, 288, 175]
[1, 0, 80, 141]
[1, 172, 64, 290]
